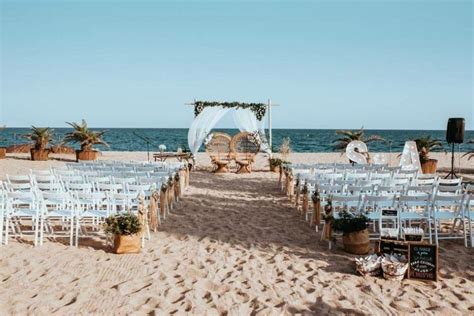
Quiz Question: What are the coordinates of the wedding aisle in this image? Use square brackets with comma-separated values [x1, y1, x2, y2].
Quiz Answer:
[0, 171, 472, 314]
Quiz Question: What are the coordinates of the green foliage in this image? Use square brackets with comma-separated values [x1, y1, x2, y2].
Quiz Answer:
[331, 127, 386, 152]
[104, 213, 142, 235]
[63, 119, 109, 151]
[269, 157, 289, 168]
[194, 101, 267, 121]
[332, 211, 369, 234]
[414, 136, 445, 163]
[462, 139, 474, 161]
[25, 126, 54, 150]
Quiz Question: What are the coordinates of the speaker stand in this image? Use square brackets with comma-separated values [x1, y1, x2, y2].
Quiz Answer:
[444, 143, 458, 179]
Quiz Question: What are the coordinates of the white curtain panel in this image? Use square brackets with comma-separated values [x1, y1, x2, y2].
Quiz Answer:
[187, 106, 230, 154]
[232, 108, 270, 154]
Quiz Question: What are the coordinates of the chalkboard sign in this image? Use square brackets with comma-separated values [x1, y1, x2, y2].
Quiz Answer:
[404, 234, 423, 242]
[378, 239, 409, 256]
[408, 243, 438, 281]
[381, 209, 398, 217]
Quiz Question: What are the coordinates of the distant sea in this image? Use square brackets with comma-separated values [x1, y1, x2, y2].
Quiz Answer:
[1, 128, 473, 153]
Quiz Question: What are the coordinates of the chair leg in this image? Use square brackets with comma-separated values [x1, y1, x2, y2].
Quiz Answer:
[0, 213, 4, 245]
[75, 218, 79, 247]
[5, 217, 9, 245]
[40, 216, 45, 246]
[434, 218, 439, 246]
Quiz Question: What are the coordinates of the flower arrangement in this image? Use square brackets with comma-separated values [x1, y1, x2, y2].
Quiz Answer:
[159, 144, 167, 153]
[193, 101, 267, 121]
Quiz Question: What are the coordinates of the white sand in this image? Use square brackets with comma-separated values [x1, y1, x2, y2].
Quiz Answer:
[0, 152, 473, 314]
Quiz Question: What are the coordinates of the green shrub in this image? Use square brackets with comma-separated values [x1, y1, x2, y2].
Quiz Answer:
[332, 211, 368, 234]
[104, 213, 142, 235]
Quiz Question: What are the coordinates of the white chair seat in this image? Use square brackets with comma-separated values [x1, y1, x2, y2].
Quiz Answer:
[81, 210, 108, 218]
[13, 209, 38, 217]
[47, 210, 73, 217]
[433, 211, 461, 220]
[367, 212, 381, 220]
[400, 212, 426, 220]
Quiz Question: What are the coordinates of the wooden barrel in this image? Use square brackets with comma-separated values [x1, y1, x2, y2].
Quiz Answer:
[421, 159, 438, 174]
[113, 234, 141, 254]
[76, 150, 99, 161]
[342, 229, 370, 255]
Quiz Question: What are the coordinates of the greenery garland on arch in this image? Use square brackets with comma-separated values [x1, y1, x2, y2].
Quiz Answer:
[193, 101, 267, 121]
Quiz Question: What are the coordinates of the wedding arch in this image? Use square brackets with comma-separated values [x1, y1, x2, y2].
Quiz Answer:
[187, 100, 277, 155]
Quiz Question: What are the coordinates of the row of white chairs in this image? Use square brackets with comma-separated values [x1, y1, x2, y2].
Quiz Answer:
[1, 161, 187, 247]
[284, 164, 474, 247]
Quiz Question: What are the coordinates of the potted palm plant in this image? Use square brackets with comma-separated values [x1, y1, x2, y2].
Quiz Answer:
[25, 126, 54, 161]
[63, 119, 108, 161]
[331, 127, 386, 163]
[0, 126, 6, 159]
[332, 211, 370, 255]
[414, 136, 444, 174]
[104, 213, 142, 254]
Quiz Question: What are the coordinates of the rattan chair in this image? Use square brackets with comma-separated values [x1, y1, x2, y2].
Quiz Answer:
[205, 132, 233, 173]
[230, 132, 260, 174]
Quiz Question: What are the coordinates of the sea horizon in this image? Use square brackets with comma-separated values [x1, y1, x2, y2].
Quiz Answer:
[2, 127, 473, 153]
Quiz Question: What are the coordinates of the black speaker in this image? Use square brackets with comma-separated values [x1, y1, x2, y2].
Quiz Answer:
[446, 118, 464, 144]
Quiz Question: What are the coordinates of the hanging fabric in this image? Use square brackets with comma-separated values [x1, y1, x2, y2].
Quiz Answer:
[232, 108, 271, 154]
[187, 107, 230, 154]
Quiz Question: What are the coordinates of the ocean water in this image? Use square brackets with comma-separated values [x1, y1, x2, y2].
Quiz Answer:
[1, 128, 473, 153]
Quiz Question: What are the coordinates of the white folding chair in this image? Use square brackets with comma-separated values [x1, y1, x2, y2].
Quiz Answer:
[431, 194, 466, 246]
[4, 191, 41, 246]
[40, 191, 75, 246]
[464, 193, 473, 247]
[397, 195, 432, 243]
[360, 195, 396, 239]
[74, 191, 111, 246]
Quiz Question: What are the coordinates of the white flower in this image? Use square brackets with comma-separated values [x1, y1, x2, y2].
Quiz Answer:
[159, 144, 167, 152]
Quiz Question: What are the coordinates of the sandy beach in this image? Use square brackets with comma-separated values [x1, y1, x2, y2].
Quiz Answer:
[0, 152, 473, 314]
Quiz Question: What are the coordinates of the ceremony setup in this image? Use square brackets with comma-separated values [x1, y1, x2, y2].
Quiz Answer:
[187, 100, 273, 173]
[0, 102, 473, 313]
[1, 0, 473, 314]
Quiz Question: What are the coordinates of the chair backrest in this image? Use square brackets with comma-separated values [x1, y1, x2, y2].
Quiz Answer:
[362, 195, 395, 210]
[432, 194, 464, 213]
[34, 175, 58, 183]
[205, 132, 232, 161]
[398, 194, 431, 209]
[436, 184, 463, 195]
[6, 191, 37, 206]
[331, 195, 361, 211]
[97, 183, 123, 193]
[36, 181, 63, 192]
[6, 182, 34, 192]
[230, 132, 260, 160]
[7, 175, 31, 184]
[437, 178, 462, 186]
[31, 169, 53, 176]
[65, 182, 93, 193]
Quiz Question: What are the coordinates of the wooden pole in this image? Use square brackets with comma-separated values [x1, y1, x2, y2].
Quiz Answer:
[268, 98, 272, 158]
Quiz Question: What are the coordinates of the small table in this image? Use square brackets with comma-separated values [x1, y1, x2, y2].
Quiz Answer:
[153, 152, 194, 167]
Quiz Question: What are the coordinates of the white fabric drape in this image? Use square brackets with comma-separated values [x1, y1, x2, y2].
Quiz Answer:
[232, 108, 270, 153]
[187, 107, 230, 154]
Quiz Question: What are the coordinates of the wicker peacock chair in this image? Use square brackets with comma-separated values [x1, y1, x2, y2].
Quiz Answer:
[230, 132, 260, 174]
[205, 132, 233, 173]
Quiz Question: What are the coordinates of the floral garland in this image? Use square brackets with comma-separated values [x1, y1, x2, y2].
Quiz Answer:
[194, 101, 267, 121]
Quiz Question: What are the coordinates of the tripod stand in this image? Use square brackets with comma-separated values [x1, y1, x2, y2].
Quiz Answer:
[133, 132, 158, 161]
[444, 142, 458, 179]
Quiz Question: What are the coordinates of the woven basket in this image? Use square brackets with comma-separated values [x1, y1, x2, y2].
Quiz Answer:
[382, 257, 408, 281]
[355, 254, 382, 277]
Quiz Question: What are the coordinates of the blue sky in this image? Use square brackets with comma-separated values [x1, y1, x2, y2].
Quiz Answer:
[1, 0, 472, 129]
